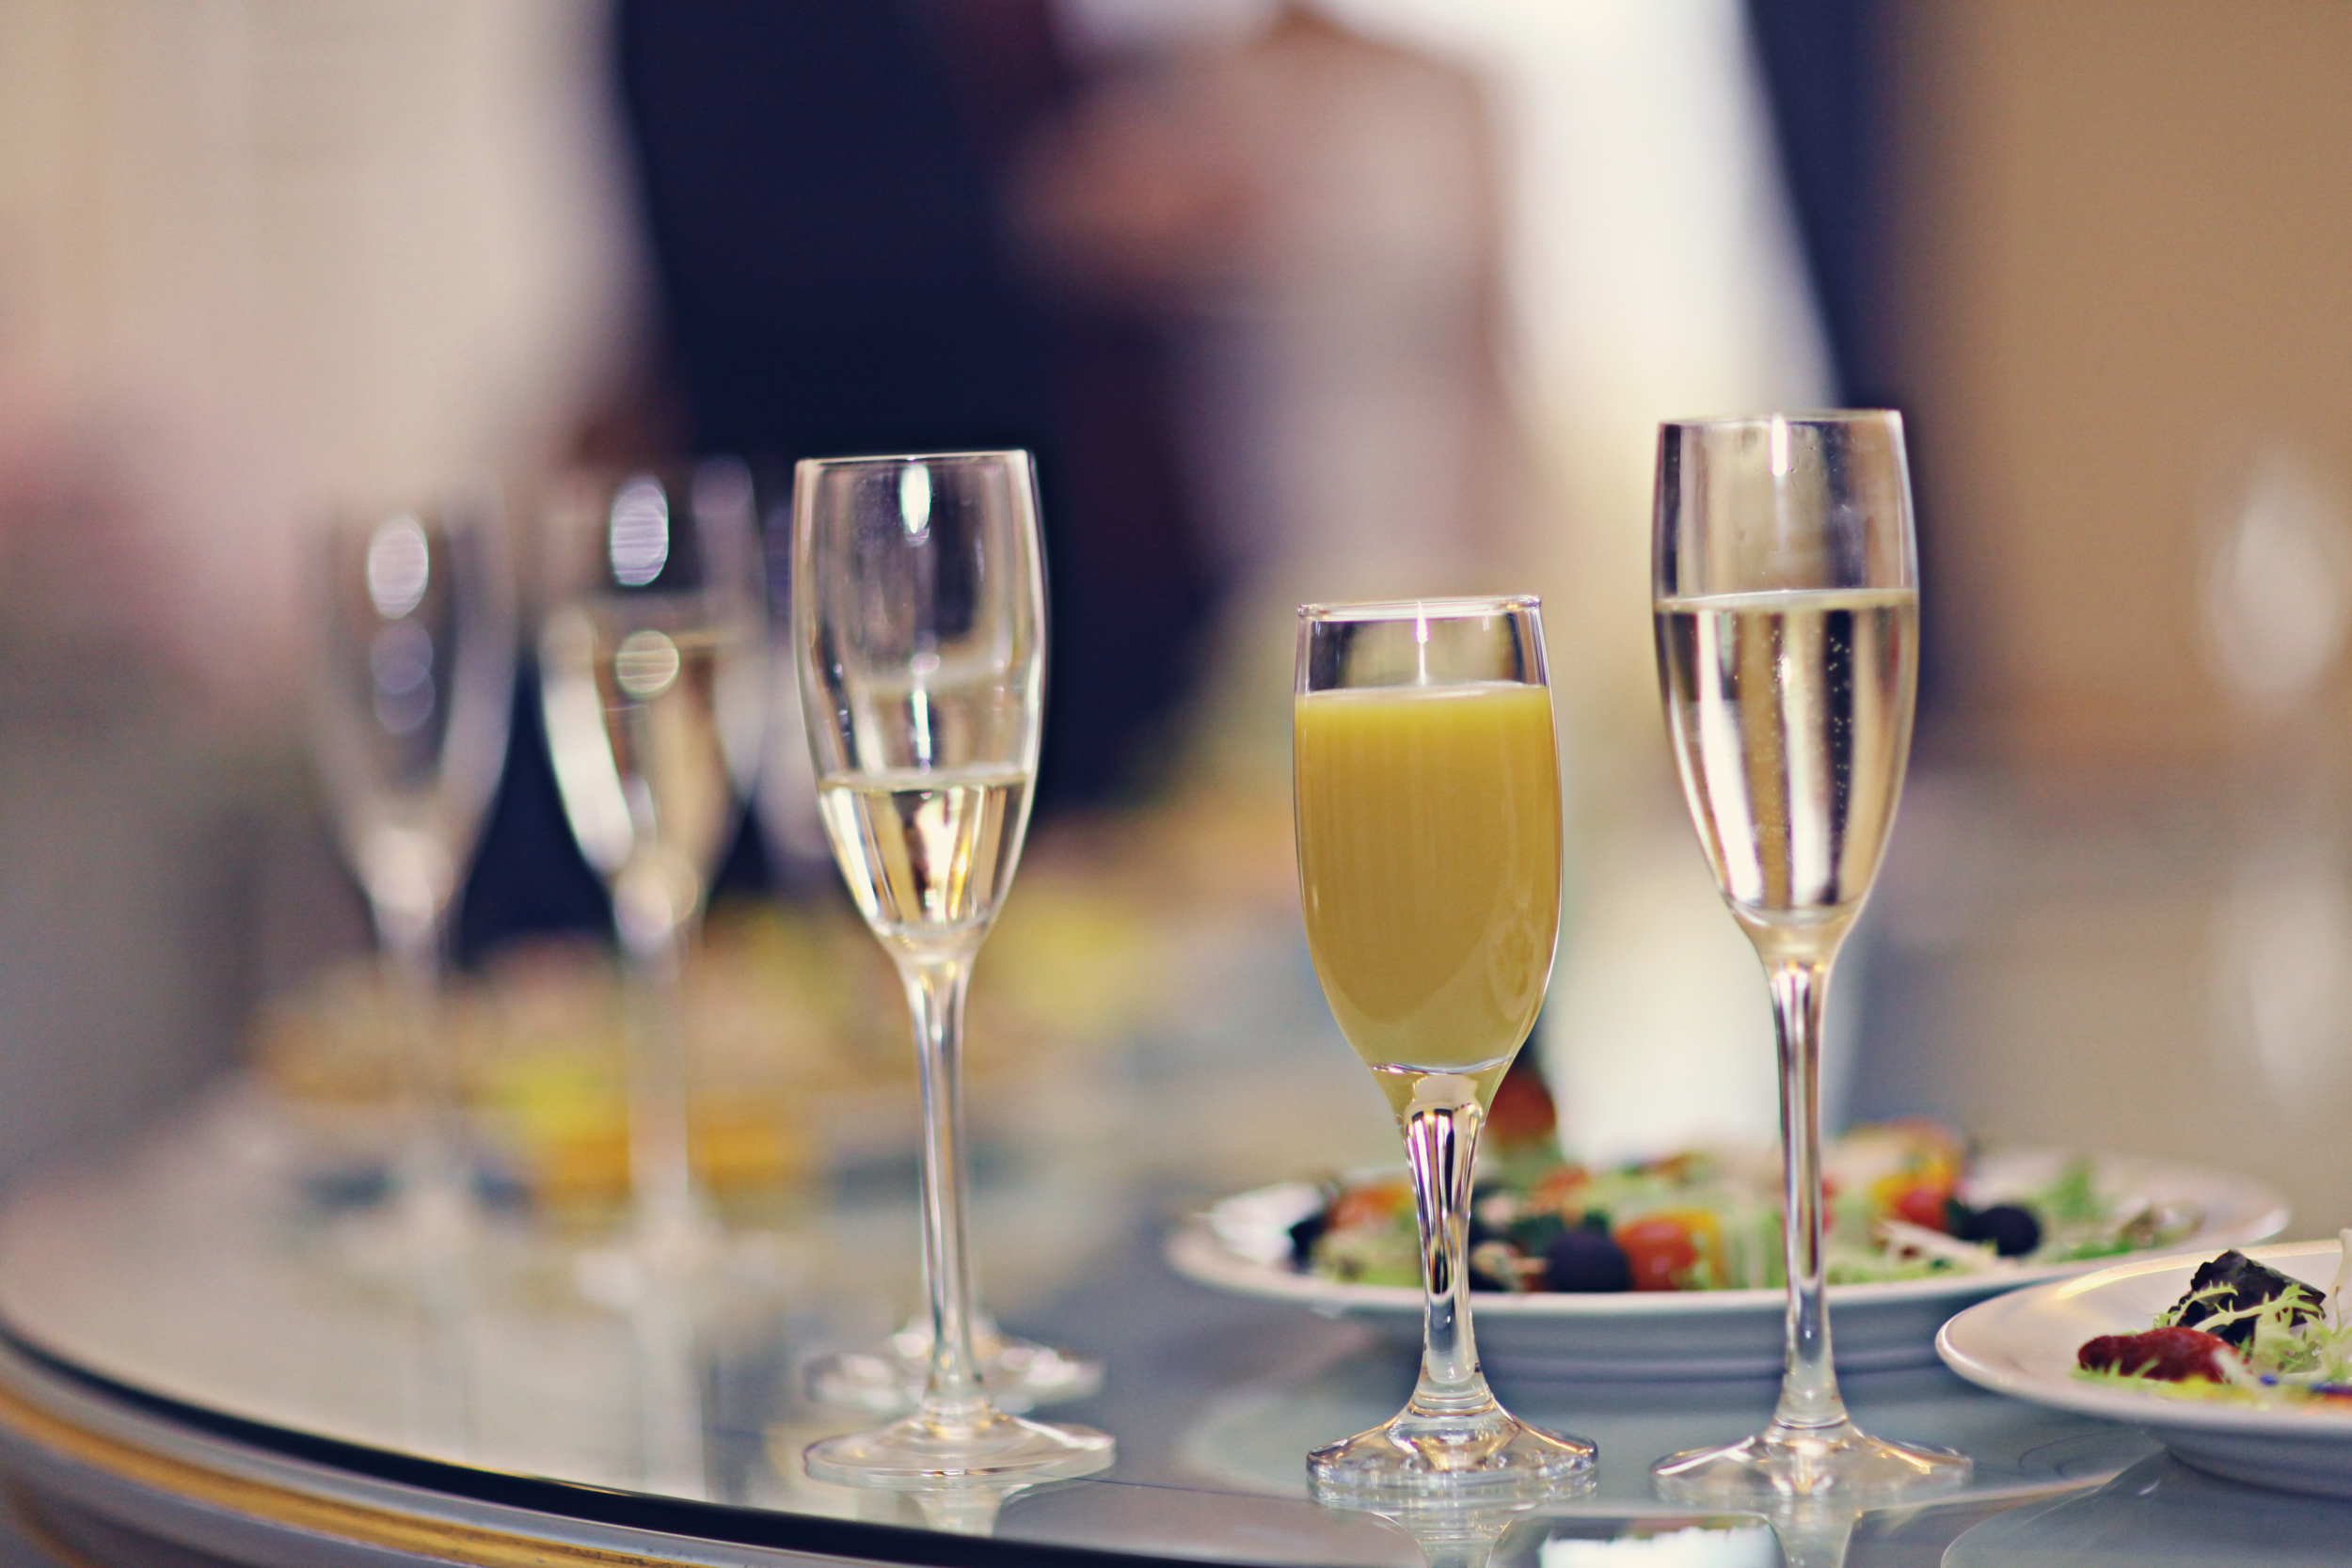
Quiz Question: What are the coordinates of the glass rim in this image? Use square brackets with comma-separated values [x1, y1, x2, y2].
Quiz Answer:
[1658, 408, 1901, 433]
[1296, 594, 1540, 623]
[794, 449, 1033, 474]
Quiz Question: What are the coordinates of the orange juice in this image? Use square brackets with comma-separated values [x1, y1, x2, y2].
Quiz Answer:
[1295, 682, 1561, 1112]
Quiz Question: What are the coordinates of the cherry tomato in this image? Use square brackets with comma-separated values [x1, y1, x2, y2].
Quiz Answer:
[1486, 1071, 1558, 1147]
[1328, 1180, 1411, 1232]
[1528, 1164, 1591, 1213]
[1614, 1215, 1701, 1291]
[1893, 1182, 1954, 1232]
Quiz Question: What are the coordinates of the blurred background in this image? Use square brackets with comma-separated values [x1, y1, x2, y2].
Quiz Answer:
[0, 0, 2348, 1237]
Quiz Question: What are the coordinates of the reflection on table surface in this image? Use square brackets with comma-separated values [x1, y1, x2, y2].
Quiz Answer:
[7, 771, 2352, 1564]
[0, 1066, 2324, 1567]
[0, 1079, 2158, 1568]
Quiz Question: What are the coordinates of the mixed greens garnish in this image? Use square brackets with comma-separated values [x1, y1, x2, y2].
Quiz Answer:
[1290, 1071, 2199, 1293]
[2075, 1241, 2352, 1407]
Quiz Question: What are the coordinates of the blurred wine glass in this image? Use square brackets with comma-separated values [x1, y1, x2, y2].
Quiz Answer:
[754, 494, 834, 884]
[311, 492, 516, 1255]
[537, 463, 765, 1264]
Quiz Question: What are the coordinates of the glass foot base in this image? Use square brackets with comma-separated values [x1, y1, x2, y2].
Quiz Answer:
[805, 1323, 1103, 1415]
[1308, 1407, 1597, 1500]
[1651, 1419, 1971, 1503]
[804, 1410, 1114, 1485]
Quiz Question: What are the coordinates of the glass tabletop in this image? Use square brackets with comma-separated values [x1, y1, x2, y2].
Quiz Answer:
[3, 791, 2352, 1566]
[0, 1082, 2154, 1567]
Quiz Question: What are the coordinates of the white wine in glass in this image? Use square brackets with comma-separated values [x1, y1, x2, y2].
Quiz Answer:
[1649, 411, 1968, 1503]
[817, 768, 1027, 948]
[1295, 597, 1595, 1500]
[795, 450, 1112, 1484]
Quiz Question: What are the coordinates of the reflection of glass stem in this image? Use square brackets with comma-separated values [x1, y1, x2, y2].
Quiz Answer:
[1319, 1494, 1532, 1568]
[1412, 1522, 1506, 1568]
[1768, 951, 1845, 1442]
[908, 1480, 1021, 1536]
[903, 955, 989, 1430]
[630, 1280, 707, 1497]
[404, 1245, 473, 1459]
[1404, 1074, 1490, 1422]
[1766, 1499, 1862, 1568]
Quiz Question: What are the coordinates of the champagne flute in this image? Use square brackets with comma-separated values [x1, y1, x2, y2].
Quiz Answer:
[794, 451, 1112, 1483]
[311, 495, 515, 1254]
[1648, 411, 1968, 1501]
[537, 465, 764, 1261]
[764, 487, 1102, 1418]
[1295, 596, 1595, 1498]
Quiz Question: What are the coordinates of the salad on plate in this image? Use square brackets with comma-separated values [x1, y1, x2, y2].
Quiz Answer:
[1291, 1070, 2201, 1296]
[2076, 1239, 2352, 1408]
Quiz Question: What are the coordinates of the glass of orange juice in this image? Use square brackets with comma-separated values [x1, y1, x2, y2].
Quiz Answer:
[1295, 596, 1596, 1499]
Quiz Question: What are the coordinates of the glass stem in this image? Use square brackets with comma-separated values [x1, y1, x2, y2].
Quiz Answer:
[1403, 1075, 1493, 1418]
[903, 955, 991, 1430]
[375, 899, 470, 1232]
[621, 922, 699, 1248]
[1767, 954, 1847, 1433]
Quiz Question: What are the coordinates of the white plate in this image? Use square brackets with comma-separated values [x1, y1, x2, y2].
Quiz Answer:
[1167, 1151, 2287, 1381]
[1938, 1239, 2352, 1498]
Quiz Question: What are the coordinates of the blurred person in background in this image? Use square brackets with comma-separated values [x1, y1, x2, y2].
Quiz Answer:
[1014, 1, 1527, 788]
[0, 0, 1866, 1187]
[1012, 0, 1842, 1159]
[614, 0, 1217, 816]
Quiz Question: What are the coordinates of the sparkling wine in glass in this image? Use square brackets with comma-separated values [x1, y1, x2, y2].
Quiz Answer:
[312, 495, 515, 1254]
[795, 451, 1112, 1484]
[1648, 411, 1968, 1502]
[762, 483, 1100, 1418]
[1295, 596, 1595, 1499]
[537, 464, 764, 1260]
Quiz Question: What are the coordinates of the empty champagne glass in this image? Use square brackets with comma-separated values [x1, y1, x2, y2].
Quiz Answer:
[311, 494, 515, 1253]
[1295, 596, 1595, 1498]
[1648, 411, 1968, 1501]
[795, 450, 1112, 1483]
[538, 464, 765, 1262]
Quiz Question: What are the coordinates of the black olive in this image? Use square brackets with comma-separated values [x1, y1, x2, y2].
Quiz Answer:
[1508, 1212, 1568, 1257]
[1969, 1204, 2042, 1258]
[2172, 1250, 2324, 1346]
[1288, 1211, 1327, 1269]
[1544, 1227, 1633, 1292]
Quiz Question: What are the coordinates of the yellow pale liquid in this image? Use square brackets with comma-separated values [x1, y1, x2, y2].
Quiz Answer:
[1295, 682, 1562, 1116]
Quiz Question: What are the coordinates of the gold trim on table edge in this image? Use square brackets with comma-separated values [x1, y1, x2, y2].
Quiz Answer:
[0, 1377, 685, 1567]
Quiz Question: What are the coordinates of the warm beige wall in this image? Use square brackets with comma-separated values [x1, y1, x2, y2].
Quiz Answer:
[1892, 0, 2352, 764]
